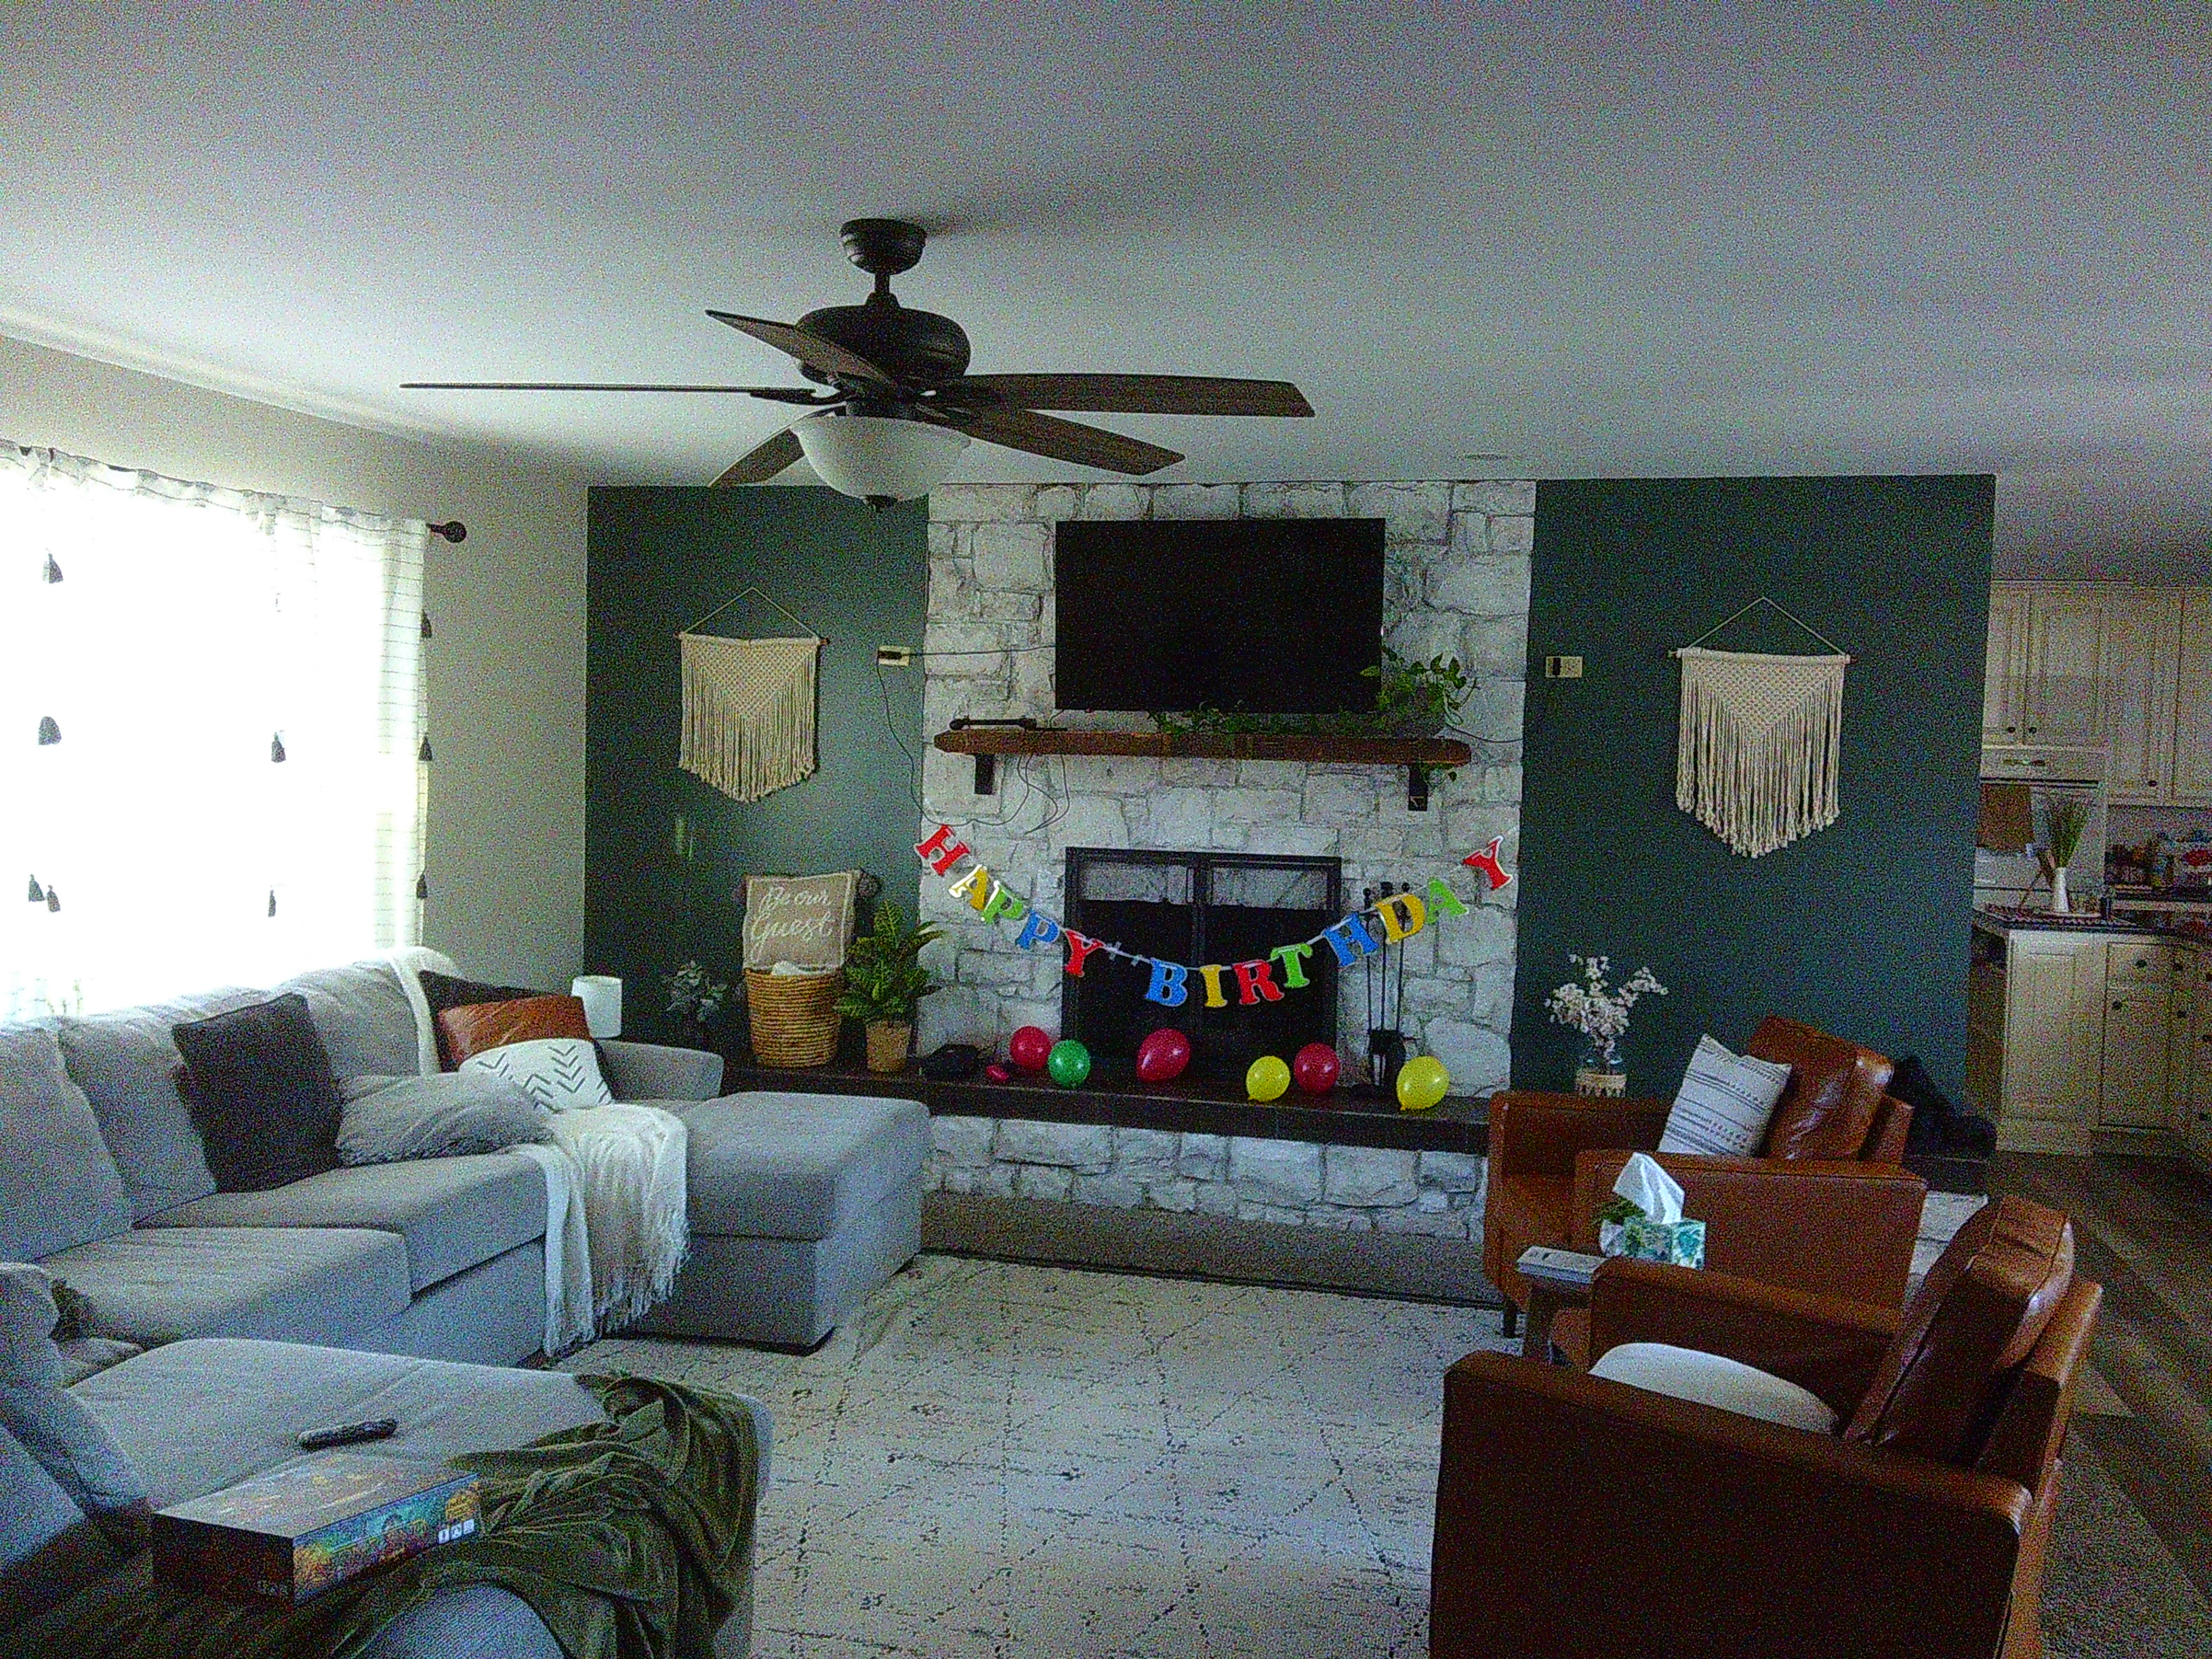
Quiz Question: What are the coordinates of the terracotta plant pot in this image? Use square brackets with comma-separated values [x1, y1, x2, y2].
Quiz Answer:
[865, 1019, 913, 1074]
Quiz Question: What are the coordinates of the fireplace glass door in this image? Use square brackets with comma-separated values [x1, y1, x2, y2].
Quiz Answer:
[1063, 848, 1340, 1082]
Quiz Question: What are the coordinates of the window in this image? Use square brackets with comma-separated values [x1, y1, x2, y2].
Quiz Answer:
[1, 443, 427, 1017]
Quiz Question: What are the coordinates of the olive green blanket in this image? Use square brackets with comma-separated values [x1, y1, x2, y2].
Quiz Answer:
[4, 1374, 760, 1659]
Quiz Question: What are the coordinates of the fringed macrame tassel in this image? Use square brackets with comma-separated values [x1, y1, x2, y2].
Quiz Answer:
[27, 875, 44, 903]
[416, 872, 429, 900]
[418, 735, 434, 763]
[677, 634, 820, 803]
[270, 732, 287, 762]
[45, 885, 60, 913]
[43, 553, 62, 583]
[1675, 648, 1848, 859]
[37, 716, 61, 745]
[268, 888, 279, 917]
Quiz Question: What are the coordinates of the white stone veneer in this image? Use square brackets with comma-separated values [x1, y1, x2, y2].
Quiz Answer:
[924, 1113, 1489, 1239]
[916, 480, 1530, 1092]
[912, 479, 1528, 1238]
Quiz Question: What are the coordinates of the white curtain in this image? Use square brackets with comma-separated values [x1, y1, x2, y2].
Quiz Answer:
[0, 442, 428, 1017]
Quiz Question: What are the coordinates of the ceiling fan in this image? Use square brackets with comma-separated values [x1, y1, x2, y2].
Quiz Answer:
[404, 218, 1313, 506]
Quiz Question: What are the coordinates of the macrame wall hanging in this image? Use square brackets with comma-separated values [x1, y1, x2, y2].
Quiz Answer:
[676, 587, 826, 804]
[1672, 598, 1853, 859]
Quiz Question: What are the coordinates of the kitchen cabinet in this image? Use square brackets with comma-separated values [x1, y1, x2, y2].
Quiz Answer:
[2173, 594, 2212, 805]
[1982, 582, 2212, 808]
[1983, 588, 2032, 743]
[2022, 590, 2107, 747]
[2103, 591, 2182, 803]
[1973, 920, 2212, 1156]
[2182, 948, 2212, 1173]
[1972, 924, 2108, 1154]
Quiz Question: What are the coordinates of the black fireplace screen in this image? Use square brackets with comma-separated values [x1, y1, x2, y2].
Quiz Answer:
[1062, 848, 1340, 1082]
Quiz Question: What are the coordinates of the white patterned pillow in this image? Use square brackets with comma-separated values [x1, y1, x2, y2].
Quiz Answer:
[458, 1038, 613, 1112]
[1658, 1035, 1792, 1158]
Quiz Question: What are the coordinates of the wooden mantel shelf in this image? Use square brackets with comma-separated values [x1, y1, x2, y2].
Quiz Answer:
[933, 725, 1472, 808]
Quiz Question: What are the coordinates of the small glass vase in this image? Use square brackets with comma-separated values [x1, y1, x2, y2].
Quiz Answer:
[1574, 1033, 1628, 1098]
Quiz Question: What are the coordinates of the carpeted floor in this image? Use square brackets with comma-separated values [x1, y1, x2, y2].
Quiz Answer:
[567, 1253, 2212, 1659]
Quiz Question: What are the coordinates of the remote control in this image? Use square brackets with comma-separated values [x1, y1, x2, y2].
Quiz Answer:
[297, 1418, 398, 1450]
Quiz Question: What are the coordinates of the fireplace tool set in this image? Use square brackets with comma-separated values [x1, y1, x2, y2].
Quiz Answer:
[1362, 882, 1411, 1094]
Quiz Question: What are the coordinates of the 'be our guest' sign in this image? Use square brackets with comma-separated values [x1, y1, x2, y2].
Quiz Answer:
[741, 872, 859, 970]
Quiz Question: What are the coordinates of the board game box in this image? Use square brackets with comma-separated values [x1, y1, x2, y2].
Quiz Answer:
[151, 1451, 481, 1603]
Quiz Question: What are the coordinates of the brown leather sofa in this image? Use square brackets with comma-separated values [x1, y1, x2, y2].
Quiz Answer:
[1433, 1195, 2099, 1659]
[1485, 1016, 1922, 1345]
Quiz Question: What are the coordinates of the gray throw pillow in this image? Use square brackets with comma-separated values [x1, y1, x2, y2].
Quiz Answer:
[0, 1027, 134, 1260]
[0, 1263, 146, 1528]
[337, 1073, 553, 1165]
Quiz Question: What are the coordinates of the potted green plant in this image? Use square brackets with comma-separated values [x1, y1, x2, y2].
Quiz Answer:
[835, 899, 943, 1073]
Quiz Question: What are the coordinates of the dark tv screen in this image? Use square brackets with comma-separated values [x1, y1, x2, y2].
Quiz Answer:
[1054, 518, 1387, 713]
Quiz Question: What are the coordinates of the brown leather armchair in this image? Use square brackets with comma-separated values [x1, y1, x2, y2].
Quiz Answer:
[1433, 1195, 2100, 1659]
[1485, 1016, 1921, 1341]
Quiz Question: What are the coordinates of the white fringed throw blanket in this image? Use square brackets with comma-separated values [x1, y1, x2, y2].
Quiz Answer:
[386, 948, 689, 1355]
[1675, 647, 1849, 859]
[678, 633, 820, 802]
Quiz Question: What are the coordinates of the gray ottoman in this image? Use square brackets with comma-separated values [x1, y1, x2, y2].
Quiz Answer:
[629, 1091, 928, 1347]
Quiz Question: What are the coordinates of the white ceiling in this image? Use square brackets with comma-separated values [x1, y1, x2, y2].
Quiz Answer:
[3, 3, 2207, 572]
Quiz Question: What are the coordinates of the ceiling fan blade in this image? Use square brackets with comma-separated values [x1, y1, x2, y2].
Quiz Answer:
[401, 380, 811, 394]
[712, 428, 805, 487]
[944, 373, 1313, 418]
[933, 407, 1183, 475]
[705, 311, 897, 389]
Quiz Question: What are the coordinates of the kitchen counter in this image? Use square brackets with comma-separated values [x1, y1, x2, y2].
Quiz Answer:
[1974, 907, 2211, 943]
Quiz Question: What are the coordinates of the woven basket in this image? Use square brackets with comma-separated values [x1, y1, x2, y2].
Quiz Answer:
[744, 968, 844, 1067]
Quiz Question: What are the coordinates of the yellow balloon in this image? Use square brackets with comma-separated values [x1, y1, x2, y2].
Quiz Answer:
[1246, 1054, 1292, 1103]
[1396, 1054, 1450, 1112]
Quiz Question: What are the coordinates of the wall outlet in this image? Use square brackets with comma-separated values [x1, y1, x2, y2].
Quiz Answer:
[876, 645, 914, 668]
[1544, 655, 1584, 679]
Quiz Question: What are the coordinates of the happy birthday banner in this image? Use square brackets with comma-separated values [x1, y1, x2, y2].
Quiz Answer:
[914, 825, 1513, 1009]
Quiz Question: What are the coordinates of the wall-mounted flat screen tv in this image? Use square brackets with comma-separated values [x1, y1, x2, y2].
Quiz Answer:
[1054, 518, 1387, 713]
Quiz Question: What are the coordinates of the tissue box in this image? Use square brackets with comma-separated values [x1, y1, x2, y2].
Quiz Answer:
[1599, 1216, 1706, 1269]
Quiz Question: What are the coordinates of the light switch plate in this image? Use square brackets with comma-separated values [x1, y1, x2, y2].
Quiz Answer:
[1544, 655, 1584, 679]
[876, 645, 914, 668]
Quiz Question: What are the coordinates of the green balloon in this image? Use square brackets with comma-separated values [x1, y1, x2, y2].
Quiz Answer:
[1046, 1039, 1092, 1088]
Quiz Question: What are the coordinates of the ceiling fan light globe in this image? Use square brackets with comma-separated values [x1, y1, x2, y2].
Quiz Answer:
[794, 413, 967, 504]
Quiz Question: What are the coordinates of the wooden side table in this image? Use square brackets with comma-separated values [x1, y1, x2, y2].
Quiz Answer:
[1515, 1248, 1603, 1363]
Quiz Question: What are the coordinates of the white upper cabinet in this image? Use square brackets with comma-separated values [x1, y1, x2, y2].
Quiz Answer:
[2104, 590, 2182, 803]
[1984, 588, 2031, 743]
[1984, 582, 2212, 808]
[2021, 589, 2107, 746]
[2173, 593, 2212, 805]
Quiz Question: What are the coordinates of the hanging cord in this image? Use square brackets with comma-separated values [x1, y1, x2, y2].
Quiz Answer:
[678, 585, 829, 640]
[1673, 595, 1852, 659]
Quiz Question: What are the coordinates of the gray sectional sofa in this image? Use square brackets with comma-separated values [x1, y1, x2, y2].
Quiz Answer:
[1, 955, 931, 1652]
[5, 956, 930, 1363]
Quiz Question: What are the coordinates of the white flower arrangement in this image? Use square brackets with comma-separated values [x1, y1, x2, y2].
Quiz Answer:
[1544, 955, 1666, 1069]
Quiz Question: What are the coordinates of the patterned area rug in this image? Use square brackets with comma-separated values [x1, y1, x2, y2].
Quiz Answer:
[565, 1255, 2211, 1659]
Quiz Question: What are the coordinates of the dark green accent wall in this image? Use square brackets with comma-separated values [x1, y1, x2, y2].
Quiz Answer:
[586, 489, 926, 1044]
[1509, 476, 1994, 1103]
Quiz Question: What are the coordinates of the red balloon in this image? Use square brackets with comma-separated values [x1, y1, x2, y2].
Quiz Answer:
[1134, 1027, 1192, 1084]
[1292, 1042, 1341, 1096]
[1007, 1025, 1053, 1071]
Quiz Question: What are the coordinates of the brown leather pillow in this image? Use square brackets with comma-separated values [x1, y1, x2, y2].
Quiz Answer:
[1843, 1195, 2074, 1466]
[1749, 1017, 1895, 1160]
[434, 996, 592, 1069]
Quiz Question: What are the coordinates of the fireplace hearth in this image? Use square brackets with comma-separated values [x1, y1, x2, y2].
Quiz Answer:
[1062, 847, 1340, 1084]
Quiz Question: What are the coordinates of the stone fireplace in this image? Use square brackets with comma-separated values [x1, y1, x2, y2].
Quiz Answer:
[912, 478, 1530, 1240]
